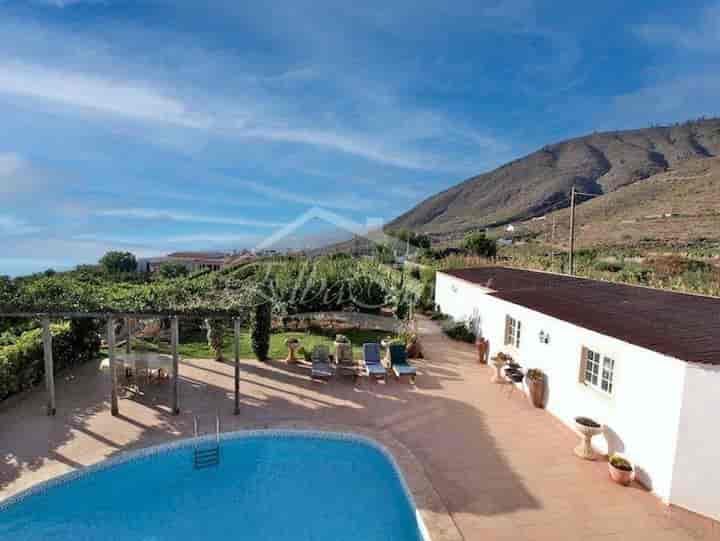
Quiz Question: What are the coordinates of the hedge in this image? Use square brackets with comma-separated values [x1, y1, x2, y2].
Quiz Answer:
[0, 320, 101, 401]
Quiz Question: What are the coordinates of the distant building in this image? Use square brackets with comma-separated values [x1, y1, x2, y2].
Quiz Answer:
[505, 224, 516, 232]
[138, 251, 229, 273]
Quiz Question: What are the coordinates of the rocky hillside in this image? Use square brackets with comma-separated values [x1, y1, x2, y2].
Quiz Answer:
[388, 118, 720, 238]
[516, 156, 720, 248]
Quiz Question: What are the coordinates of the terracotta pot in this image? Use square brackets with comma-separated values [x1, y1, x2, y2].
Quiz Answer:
[609, 462, 634, 486]
[475, 339, 488, 364]
[527, 378, 545, 408]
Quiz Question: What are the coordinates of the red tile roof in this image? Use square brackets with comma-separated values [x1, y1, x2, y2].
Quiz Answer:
[440, 267, 720, 365]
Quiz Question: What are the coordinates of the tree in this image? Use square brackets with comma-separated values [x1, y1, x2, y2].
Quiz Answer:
[205, 319, 226, 362]
[412, 233, 431, 250]
[99, 251, 137, 274]
[158, 262, 189, 279]
[463, 231, 497, 258]
[250, 302, 272, 362]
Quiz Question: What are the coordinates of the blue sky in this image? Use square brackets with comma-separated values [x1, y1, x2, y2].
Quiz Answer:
[1, 0, 719, 276]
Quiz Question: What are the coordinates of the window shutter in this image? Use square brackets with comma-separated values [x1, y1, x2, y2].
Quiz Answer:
[579, 346, 589, 383]
[504, 316, 511, 345]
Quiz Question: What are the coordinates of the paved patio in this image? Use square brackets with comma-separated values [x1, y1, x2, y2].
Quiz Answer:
[1, 317, 716, 540]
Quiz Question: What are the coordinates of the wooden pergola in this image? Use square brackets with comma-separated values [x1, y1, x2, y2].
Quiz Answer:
[0, 311, 245, 418]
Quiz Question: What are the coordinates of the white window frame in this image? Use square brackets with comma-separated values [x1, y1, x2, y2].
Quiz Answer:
[507, 316, 521, 349]
[583, 347, 615, 395]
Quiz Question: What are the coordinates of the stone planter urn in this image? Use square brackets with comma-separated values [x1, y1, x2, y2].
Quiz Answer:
[490, 353, 509, 383]
[285, 338, 300, 363]
[574, 417, 604, 460]
[608, 455, 635, 486]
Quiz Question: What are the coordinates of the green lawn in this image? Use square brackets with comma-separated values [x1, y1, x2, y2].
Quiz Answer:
[123, 328, 395, 360]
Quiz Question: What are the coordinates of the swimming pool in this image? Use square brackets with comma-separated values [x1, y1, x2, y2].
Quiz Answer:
[1, 431, 428, 541]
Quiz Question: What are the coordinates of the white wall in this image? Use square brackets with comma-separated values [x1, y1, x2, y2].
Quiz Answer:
[435, 272, 689, 502]
[669, 363, 720, 521]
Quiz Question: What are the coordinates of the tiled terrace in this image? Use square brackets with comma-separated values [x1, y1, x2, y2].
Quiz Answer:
[1, 317, 716, 540]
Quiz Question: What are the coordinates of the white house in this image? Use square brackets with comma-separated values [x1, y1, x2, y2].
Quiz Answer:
[435, 266, 720, 522]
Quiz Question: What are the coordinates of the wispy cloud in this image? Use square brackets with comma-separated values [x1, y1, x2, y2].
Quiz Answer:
[605, 73, 720, 129]
[237, 180, 379, 211]
[0, 214, 42, 236]
[635, 3, 720, 53]
[33, 0, 108, 7]
[239, 127, 431, 170]
[0, 152, 44, 197]
[0, 152, 24, 176]
[94, 208, 286, 227]
[0, 62, 211, 128]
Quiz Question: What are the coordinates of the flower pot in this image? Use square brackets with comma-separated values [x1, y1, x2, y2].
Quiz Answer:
[573, 417, 604, 460]
[526, 377, 545, 408]
[608, 461, 634, 486]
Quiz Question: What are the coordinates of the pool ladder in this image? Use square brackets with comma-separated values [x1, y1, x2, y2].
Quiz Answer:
[193, 415, 220, 469]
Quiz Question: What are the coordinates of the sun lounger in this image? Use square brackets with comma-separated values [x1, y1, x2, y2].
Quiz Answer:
[362, 343, 387, 382]
[311, 345, 334, 381]
[389, 344, 417, 384]
[336, 342, 361, 382]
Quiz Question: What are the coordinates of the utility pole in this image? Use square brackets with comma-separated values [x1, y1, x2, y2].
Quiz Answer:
[550, 215, 557, 271]
[567, 186, 600, 276]
[568, 185, 577, 275]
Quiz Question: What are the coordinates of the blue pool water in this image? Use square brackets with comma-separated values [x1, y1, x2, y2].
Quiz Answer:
[1, 432, 426, 541]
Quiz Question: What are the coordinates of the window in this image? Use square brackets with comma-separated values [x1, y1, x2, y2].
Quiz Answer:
[504, 316, 521, 348]
[582, 347, 615, 394]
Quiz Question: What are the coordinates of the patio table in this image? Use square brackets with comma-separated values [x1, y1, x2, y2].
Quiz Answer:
[100, 352, 175, 377]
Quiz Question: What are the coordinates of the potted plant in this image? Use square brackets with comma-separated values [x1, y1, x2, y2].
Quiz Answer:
[285, 337, 301, 363]
[525, 369, 545, 408]
[296, 346, 312, 363]
[573, 416, 604, 460]
[608, 454, 634, 486]
[406, 333, 423, 359]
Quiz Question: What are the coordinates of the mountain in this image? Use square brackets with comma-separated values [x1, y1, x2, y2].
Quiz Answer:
[388, 118, 720, 239]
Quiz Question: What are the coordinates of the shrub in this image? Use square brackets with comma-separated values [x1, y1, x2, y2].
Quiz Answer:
[99, 251, 137, 274]
[594, 261, 624, 273]
[443, 319, 476, 343]
[0, 320, 100, 402]
[158, 262, 189, 279]
[463, 231, 497, 258]
[250, 303, 272, 362]
[204, 319, 226, 362]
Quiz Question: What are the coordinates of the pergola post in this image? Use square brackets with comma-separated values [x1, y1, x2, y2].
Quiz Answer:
[125, 317, 132, 355]
[234, 317, 241, 415]
[108, 317, 119, 416]
[41, 318, 56, 416]
[171, 316, 180, 415]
